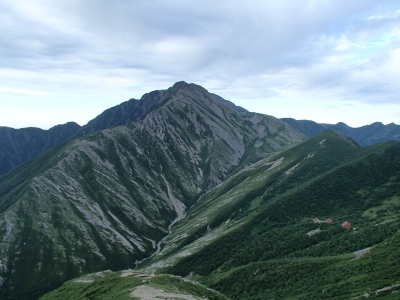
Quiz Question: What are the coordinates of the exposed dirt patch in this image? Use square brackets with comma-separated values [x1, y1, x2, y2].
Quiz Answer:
[306, 228, 321, 236]
[130, 285, 203, 299]
[285, 162, 300, 176]
[267, 157, 284, 171]
[352, 247, 371, 260]
[74, 278, 94, 283]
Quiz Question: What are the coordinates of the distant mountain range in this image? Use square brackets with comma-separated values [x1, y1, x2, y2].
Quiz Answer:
[281, 118, 400, 146]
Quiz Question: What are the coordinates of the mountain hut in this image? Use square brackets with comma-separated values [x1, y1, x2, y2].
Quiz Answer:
[342, 221, 351, 229]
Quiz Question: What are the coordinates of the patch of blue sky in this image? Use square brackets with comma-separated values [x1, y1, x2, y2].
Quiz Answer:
[346, 32, 398, 64]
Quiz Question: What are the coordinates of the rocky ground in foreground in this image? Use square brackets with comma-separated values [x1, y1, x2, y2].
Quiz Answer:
[40, 270, 228, 300]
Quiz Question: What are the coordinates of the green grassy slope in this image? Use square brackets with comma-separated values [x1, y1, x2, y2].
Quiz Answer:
[151, 130, 400, 299]
[39, 271, 228, 300]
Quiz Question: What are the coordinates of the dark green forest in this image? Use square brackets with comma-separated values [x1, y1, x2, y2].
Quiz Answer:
[164, 133, 400, 299]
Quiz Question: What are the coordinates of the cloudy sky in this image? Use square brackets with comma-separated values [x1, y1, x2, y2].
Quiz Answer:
[1, 0, 400, 129]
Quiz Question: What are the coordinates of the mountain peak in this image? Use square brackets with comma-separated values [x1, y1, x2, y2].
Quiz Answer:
[335, 122, 350, 129]
[172, 81, 189, 88]
[369, 121, 384, 127]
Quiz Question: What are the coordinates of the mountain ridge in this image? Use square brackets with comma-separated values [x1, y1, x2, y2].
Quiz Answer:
[0, 122, 81, 176]
[282, 117, 400, 146]
[0, 82, 249, 177]
[2, 83, 399, 177]
[0, 82, 304, 300]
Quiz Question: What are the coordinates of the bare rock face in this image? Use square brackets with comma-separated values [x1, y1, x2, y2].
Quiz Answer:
[0, 82, 305, 299]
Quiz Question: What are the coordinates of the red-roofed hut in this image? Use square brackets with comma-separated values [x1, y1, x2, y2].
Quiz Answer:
[342, 221, 351, 229]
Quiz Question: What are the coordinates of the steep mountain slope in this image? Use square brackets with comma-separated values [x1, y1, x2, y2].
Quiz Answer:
[0, 83, 248, 177]
[0, 82, 304, 300]
[72, 89, 170, 138]
[282, 118, 400, 146]
[0, 89, 170, 176]
[0, 122, 81, 176]
[135, 130, 400, 299]
[74, 83, 247, 139]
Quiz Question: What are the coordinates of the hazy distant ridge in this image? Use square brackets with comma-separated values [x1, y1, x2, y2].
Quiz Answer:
[0, 122, 81, 176]
[281, 118, 400, 146]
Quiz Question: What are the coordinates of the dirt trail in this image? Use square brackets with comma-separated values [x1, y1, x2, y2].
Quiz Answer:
[130, 285, 202, 299]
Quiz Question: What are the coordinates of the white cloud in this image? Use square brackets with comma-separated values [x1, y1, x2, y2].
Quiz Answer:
[0, 0, 400, 128]
[0, 87, 52, 96]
